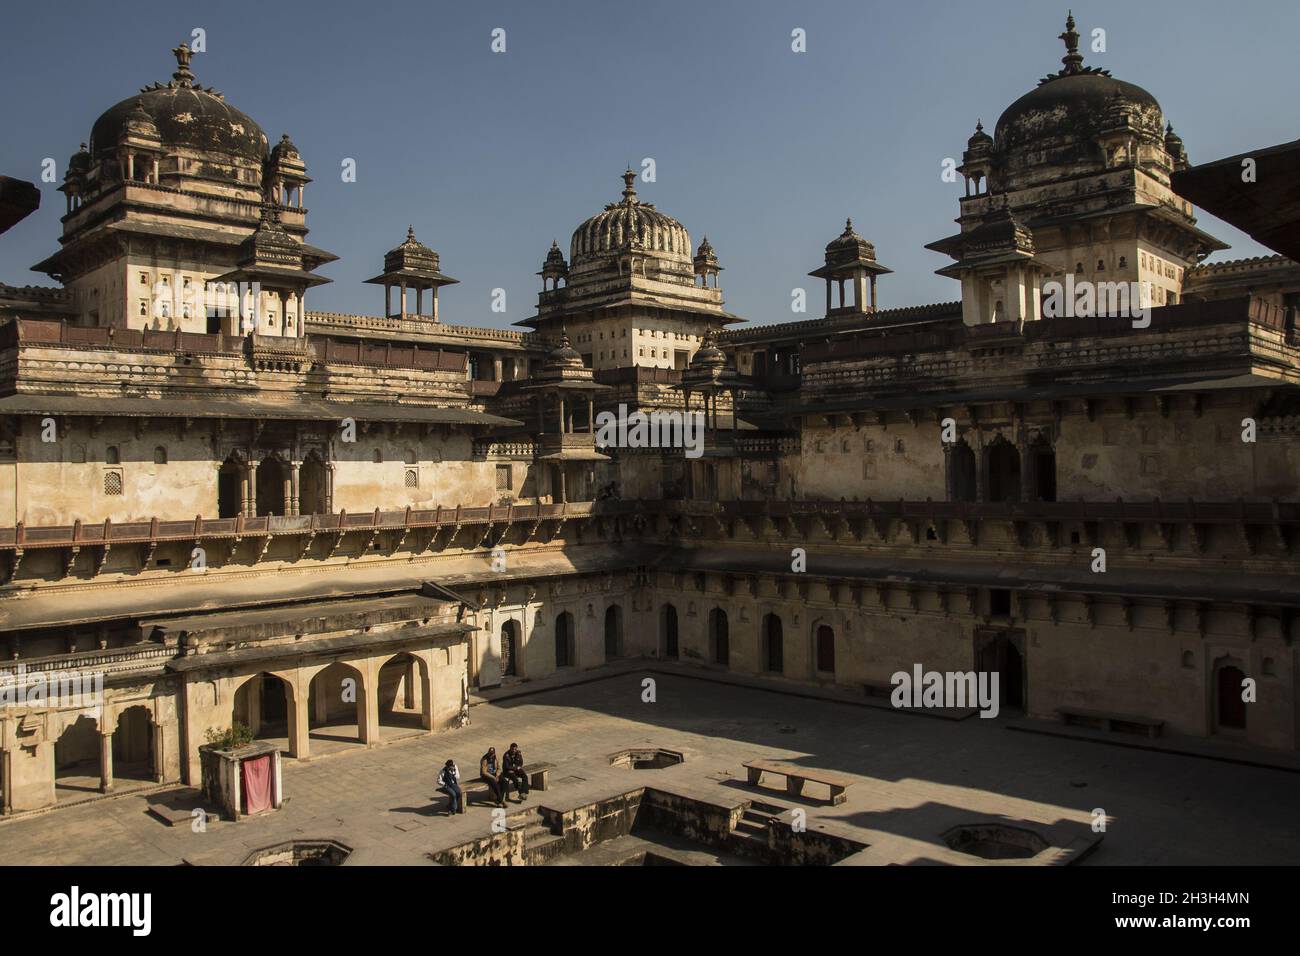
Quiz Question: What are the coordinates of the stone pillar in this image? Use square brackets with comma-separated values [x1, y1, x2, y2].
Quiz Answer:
[1, 748, 9, 815]
[358, 662, 380, 746]
[290, 462, 300, 516]
[325, 463, 335, 513]
[492, 356, 503, 381]
[245, 460, 258, 517]
[588, 398, 594, 434]
[99, 730, 113, 793]
[287, 685, 310, 760]
[151, 721, 165, 783]
[399, 280, 407, 318]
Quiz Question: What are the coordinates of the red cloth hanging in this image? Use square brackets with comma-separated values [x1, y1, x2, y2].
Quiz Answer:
[241, 754, 274, 814]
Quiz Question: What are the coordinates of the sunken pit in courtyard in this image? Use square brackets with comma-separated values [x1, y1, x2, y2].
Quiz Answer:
[608, 748, 685, 770]
[242, 839, 353, 867]
[428, 788, 866, 867]
[942, 824, 1049, 861]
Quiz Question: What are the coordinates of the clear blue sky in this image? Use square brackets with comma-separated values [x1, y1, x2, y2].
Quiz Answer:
[2, 0, 1294, 328]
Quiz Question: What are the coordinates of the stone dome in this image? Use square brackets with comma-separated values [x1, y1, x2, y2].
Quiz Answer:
[994, 15, 1163, 160]
[545, 331, 584, 369]
[89, 43, 268, 162]
[689, 328, 727, 369]
[825, 219, 877, 265]
[570, 170, 691, 265]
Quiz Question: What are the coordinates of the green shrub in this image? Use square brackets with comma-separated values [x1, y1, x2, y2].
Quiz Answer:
[204, 723, 254, 750]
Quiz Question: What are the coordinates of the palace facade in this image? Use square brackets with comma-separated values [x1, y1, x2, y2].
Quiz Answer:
[1, 17, 1297, 815]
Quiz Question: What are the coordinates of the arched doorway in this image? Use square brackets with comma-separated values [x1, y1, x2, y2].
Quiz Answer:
[1215, 663, 1247, 731]
[54, 714, 101, 795]
[762, 613, 784, 674]
[299, 452, 328, 515]
[951, 440, 977, 502]
[985, 437, 1021, 503]
[256, 456, 288, 517]
[709, 608, 729, 666]
[218, 455, 243, 518]
[234, 672, 291, 742]
[661, 604, 679, 659]
[816, 624, 836, 675]
[378, 652, 430, 733]
[555, 611, 574, 669]
[112, 705, 155, 783]
[501, 620, 520, 677]
[308, 662, 364, 745]
[604, 605, 624, 660]
[975, 629, 1026, 715]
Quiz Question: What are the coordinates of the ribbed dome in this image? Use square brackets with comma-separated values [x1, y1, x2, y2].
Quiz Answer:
[570, 170, 691, 265]
[89, 43, 268, 162]
[995, 73, 1162, 153]
[690, 328, 727, 369]
[994, 15, 1162, 160]
[545, 331, 584, 369]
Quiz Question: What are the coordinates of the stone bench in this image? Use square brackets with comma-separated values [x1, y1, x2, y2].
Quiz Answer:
[1057, 707, 1164, 738]
[743, 759, 856, 806]
[436, 762, 556, 813]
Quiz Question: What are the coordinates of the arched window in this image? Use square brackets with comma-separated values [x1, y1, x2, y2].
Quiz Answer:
[105, 445, 120, 465]
[709, 608, 729, 667]
[816, 625, 835, 674]
[554, 612, 575, 669]
[762, 613, 784, 674]
[661, 604, 678, 659]
[153, 446, 167, 465]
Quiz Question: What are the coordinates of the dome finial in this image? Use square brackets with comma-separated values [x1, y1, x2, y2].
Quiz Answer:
[171, 41, 196, 88]
[621, 168, 638, 202]
[1058, 11, 1084, 74]
[407, 224, 416, 242]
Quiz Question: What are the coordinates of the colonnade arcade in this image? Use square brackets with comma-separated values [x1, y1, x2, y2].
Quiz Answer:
[217, 448, 331, 518]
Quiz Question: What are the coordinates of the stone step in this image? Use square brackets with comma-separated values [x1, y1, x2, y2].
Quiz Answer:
[524, 831, 568, 865]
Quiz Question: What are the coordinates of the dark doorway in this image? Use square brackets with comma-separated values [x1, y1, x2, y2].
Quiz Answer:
[256, 456, 288, 517]
[218, 457, 243, 518]
[299, 453, 328, 515]
[1004, 643, 1024, 710]
[986, 438, 1021, 503]
[1031, 441, 1057, 502]
[816, 625, 835, 674]
[1216, 665, 1246, 730]
[709, 608, 729, 666]
[952, 440, 977, 502]
[501, 620, 518, 677]
[661, 605, 679, 659]
[976, 630, 1026, 714]
[555, 611, 574, 669]
[763, 613, 784, 674]
[234, 672, 291, 740]
[604, 605, 624, 660]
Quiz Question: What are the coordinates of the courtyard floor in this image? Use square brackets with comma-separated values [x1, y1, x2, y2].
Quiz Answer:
[2, 669, 1298, 866]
